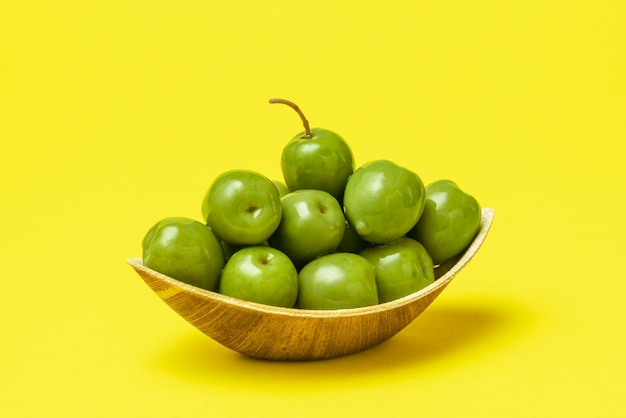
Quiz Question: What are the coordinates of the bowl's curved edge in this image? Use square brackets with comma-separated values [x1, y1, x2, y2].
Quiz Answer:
[126, 208, 494, 360]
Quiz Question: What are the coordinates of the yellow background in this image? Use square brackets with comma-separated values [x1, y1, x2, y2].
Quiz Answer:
[2, 1, 625, 416]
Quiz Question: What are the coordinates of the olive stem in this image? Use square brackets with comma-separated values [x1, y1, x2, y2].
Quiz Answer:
[269, 98, 312, 139]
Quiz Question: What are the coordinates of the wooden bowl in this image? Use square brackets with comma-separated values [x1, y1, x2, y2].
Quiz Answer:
[127, 208, 494, 361]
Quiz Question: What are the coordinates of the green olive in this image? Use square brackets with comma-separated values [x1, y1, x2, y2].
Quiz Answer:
[408, 180, 481, 265]
[343, 160, 425, 244]
[142, 217, 224, 290]
[297, 253, 378, 310]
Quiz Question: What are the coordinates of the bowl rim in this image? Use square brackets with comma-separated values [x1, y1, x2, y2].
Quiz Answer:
[128, 208, 494, 319]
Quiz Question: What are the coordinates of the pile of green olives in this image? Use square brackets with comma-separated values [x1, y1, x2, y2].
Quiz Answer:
[142, 99, 482, 310]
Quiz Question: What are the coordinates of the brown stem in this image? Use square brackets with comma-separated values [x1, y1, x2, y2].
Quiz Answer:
[269, 98, 312, 139]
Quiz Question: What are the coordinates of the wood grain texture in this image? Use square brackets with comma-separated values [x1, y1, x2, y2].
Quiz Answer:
[128, 208, 494, 361]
